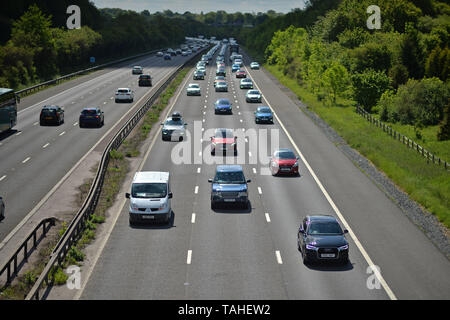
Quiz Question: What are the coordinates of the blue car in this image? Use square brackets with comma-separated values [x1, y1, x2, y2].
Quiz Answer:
[231, 64, 240, 72]
[254, 106, 274, 124]
[79, 107, 104, 128]
[214, 99, 232, 114]
[208, 165, 251, 209]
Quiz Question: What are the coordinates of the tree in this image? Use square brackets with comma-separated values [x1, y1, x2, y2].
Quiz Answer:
[10, 4, 57, 79]
[322, 61, 351, 103]
[425, 46, 449, 81]
[400, 22, 424, 79]
[437, 102, 450, 141]
[351, 69, 391, 111]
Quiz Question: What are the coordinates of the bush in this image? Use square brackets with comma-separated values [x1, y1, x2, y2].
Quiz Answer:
[437, 103, 450, 141]
[351, 69, 391, 112]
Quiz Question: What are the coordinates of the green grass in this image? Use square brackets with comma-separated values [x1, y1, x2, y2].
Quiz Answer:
[265, 64, 450, 228]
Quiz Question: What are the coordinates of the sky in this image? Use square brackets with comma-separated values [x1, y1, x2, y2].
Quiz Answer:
[91, 0, 308, 14]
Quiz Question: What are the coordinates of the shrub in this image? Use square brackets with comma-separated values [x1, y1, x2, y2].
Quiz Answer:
[351, 69, 391, 112]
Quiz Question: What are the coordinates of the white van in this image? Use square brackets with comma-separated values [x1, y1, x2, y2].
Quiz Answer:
[126, 171, 172, 224]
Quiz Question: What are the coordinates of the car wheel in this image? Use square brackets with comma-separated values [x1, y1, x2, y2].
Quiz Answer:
[302, 251, 309, 265]
[211, 202, 216, 210]
[179, 136, 183, 142]
[115, 99, 119, 103]
[129, 217, 135, 226]
[79, 123, 83, 128]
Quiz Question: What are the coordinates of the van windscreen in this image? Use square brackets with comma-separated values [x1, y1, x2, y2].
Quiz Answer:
[132, 183, 167, 198]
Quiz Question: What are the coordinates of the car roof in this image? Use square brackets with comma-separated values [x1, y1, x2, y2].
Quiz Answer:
[118, 87, 130, 90]
[257, 106, 271, 111]
[216, 165, 243, 172]
[307, 215, 338, 222]
[133, 171, 169, 183]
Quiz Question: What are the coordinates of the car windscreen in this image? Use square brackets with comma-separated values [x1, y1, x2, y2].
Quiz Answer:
[131, 183, 167, 198]
[215, 130, 233, 138]
[118, 89, 129, 93]
[81, 109, 98, 115]
[214, 171, 245, 184]
[165, 119, 183, 126]
[217, 99, 230, 105]
[189, 84, 199, 88]
[248, 90, 259, 95]
[275, 151, 296, 159]
[217, 82, 227, 86]
[257, 107, 271, 113]
[307, 221, 343, 235]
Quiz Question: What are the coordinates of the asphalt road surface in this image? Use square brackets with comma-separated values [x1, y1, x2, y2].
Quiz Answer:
[80, 48, 450, 300]
[0, 49, 195, 243]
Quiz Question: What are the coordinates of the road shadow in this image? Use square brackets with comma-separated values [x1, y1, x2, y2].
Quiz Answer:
[129, 211, 176, 230]
[0, 129, 18, 142]
[303, 259, 354, 272]
[272, 173, 301, 179]
[212, 201, 252, 214]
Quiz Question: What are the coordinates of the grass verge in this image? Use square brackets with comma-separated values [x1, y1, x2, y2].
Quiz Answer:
[265, 64, 450, 228]
[0, 65, 191, 299]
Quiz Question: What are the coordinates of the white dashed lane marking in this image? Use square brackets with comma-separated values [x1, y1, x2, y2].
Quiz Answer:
[22, 157, 31, 164]
[265, 213, 271, 223]
[275, 251, 283, 264]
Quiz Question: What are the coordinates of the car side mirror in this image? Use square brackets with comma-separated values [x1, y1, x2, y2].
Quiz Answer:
[184, 123, 188, 126]
[125, 193, 130, 199]
[296, 156, 300, 160]
[299, 228, 304, 234]
[208, 179, 213, 183]
[168, 192, 173, 199]
[344, 229, 349, 234]
[247, 179, 251, 183]
[161, 123, 164, 125]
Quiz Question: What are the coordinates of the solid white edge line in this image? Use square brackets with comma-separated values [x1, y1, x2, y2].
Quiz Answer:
[74, 67, 196, 300]
[244, 63, 397, 301]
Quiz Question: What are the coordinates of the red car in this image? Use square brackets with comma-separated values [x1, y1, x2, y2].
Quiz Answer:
[211, 128, 237, 156]
[236, 70, 247, 78]
[269, 149, 300, 176]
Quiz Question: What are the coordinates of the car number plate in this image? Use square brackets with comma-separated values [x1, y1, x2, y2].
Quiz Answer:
[321, 253, 335, 258]
[224, 199, 236, 202]
[281, 168, 291, 171]
[142, 215, 154, 219]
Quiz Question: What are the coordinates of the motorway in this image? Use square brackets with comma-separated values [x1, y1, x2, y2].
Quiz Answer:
[0, 49, 197, 245]
[79, 48, 450, 299]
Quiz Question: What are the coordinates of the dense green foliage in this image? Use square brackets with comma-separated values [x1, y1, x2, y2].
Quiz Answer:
[254, 0, 449, 139]
[0, 2, 221, 88]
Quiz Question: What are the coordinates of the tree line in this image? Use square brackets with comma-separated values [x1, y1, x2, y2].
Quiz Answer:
[240, 0, 449, 140]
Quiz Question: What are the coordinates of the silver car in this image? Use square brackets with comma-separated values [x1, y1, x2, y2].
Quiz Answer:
[246, 90, 262, 103]
[0, 196, 4, 221]
[215, 81, 228, 92]
[161, 113, 187, 141]
[187, 83, 201, 96]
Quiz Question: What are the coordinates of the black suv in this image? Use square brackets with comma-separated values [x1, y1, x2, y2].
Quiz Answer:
[40, 105, 64, 126]
[297, 215, 349, 265]
[138, 74, 152, 86]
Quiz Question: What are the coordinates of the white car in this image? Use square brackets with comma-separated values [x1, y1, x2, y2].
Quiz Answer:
[156, 51, 164, 57]
[115, 88, 134, 103]
[132, 66, 143, 74]
[250, 62, 260, 69]
[187, 83, 201, 96]
[182, 51, 188, 56]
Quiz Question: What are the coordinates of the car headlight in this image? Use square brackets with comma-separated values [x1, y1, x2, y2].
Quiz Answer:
[306, 244, 318, 250]
[130, 203, 139, 210]
[338, 244, 349, 250]
[213, 191, 221, 197]
[159, 202, 168, 210]
[293, 161, 299, 168]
